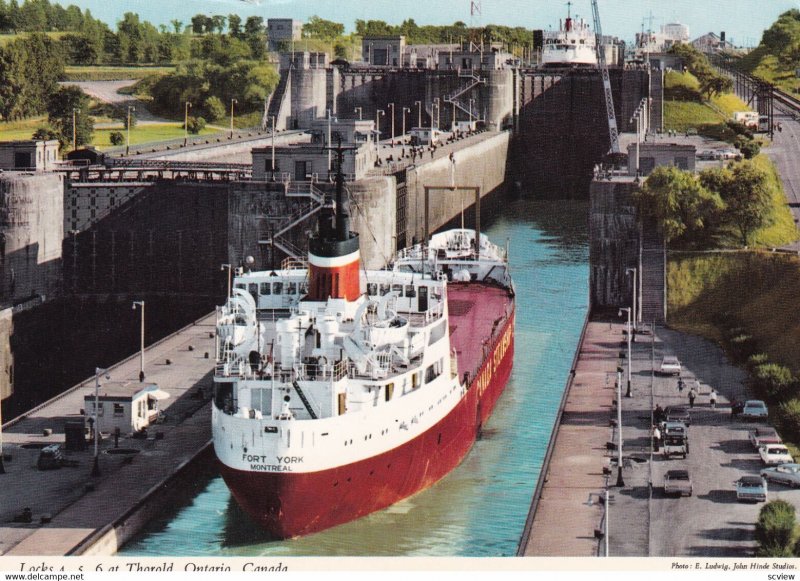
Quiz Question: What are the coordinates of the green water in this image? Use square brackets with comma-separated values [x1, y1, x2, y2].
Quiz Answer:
[120, 196, 590, 557]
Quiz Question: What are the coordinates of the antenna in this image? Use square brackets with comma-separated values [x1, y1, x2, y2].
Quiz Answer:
[470, 0, 482, 28]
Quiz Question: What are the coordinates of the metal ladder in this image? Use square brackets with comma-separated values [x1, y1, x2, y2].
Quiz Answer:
[292, 380, 318, 419]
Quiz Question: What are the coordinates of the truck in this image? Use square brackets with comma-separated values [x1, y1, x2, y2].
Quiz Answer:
[733, 111, 759, 129]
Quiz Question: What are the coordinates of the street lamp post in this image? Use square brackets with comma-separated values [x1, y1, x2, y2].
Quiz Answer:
[126, 105, 135, 156]
[376, 109, 385, 146]
[230, 98, 238, 139]
[132, 301, 145, 382]
[626, 267, 638, 328]
[415, 100, 422, 128]
[388, 103, 395, 145]
[469, 98, 475, 124]
[616, 370, 625, 487]
[402, 107, 410, 142]
[221, 264, 232, 298]
[433, 97, 440, 130]
[620, 307, 632, 397]
[91, 367, 108, 477]
[184, 101, 192, 146]
[354, 107, 363, 120]
[72, 108, 79, 152]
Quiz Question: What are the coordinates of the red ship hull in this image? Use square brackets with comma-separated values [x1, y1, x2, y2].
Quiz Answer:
[217, 284, 515, 538]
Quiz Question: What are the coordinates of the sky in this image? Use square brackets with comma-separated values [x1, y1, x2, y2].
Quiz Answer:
[56, 0, 799, 46]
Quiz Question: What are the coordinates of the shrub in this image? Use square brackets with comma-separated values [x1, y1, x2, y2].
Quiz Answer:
[203, 96, 226, 123]
[726, 120, 754, 139]
[739, 140, 761, 159]
[728, 333, 756, 363]
[777, 399, 800, 443]
[109, 131, 125, 146]
[186, 116, 206, 134]
[747, 353, 770, 371]
[753, 363, 796, 402]
[756, 500, 796, 556]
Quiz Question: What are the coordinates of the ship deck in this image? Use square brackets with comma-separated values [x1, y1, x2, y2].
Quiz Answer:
[447, 283, 514, 379]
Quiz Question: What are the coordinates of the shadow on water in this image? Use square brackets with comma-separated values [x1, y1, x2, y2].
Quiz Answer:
[121, 189, 591, 557]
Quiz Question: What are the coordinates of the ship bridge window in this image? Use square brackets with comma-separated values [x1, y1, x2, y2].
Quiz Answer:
[248, 283, 258, 299]
[235, 283, 246, 291]
[288, 282, 297, 295]
[300, 282, 309, 294]
[425, 359, 444, 384]
[404, 285, 416, 298]
[392, 284, 403, 294]
[379, 284, 390, 296]
[260, 282, 271, 295]
[273, 282, 283, 295]
[367, 283, 378, 296]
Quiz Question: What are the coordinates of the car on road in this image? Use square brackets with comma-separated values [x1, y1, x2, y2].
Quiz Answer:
[759, 444, 794, 466]
[665, 406, 691, 426]
[749, 427, 782, 449]
[697, 150, 716, 160]
[659, 356, 682, 376]
[741, 400, 769, 420]
[761, 463, 800, 488]
[664, 469, 693, 496]
[662, 433, 688, 458]
[735, 475, 768, 502]
[719, 148, 740, 160]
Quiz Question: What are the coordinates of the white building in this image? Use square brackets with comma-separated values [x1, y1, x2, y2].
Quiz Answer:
[83, 382, 169, 435]
[0, 140, 60, 171]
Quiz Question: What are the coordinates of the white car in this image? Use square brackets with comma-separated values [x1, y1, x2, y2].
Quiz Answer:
[761, 463, 800, 488]
[659, 356, 682, 376]
[759, 444, 794, 466]
[741, 400, 769, 420]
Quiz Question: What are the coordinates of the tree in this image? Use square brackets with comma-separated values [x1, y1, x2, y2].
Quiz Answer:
[203, 95, 225, 122]
[228, 14, 242, 38]
[244, 16, 265, 59]
[634, 166, 724, 247]
[60, 33, 99, 65]
[170, 19, 183, 34]
[47, 85, 93, 148]
[703, 161, 775, 246]
[0, 33, 64, 120]
[191, 14, 211, 35]
[109, 131, 124, 146]
[210, 15, 226, 35]
[303, 16, 344, 41]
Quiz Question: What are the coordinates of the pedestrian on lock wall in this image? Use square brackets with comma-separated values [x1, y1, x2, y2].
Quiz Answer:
[709, 388, 718, 409]
[688, 386, 697, 408]
[677, 377, 685, 392]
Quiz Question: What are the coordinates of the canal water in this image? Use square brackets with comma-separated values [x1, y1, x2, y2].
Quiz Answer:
[120, 194, 590, 557]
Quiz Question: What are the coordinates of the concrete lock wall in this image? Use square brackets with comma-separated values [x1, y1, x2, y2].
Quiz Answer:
[589, 178, 639, 310]
[291, 68, 329, 129]
[347, 177, 395, 270]
[403, 132, 510, 245]
[0, 173, 63, 303]
[139, 132, 309, 164]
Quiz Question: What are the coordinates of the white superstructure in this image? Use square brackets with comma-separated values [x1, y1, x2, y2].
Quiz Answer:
[542, 5, 597, 67]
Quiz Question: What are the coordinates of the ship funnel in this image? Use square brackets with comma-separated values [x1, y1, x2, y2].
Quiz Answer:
[307, 141, 361, 301]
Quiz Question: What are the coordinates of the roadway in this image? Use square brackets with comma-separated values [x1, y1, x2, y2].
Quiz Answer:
[764, 104, 800, 251]
[611, 324, 800, 557]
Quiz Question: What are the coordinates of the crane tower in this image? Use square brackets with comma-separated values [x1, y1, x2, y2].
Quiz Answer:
[591, 0, 620, 154]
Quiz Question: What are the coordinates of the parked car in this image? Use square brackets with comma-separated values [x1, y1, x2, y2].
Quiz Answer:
[741, 400, 769, 420]
[665, 406, 691, 426]
[659, 356, 682, 376]
[719, 148, 739, 160]
[664, 469, 693, 496]
[697, 150, 716, 160]
[759, 444, 794, 466]
[749, 427, 782, 449]
[761, 463, 800, 488]
[662, 433, 689, 458]
[735, 475, 768, 502]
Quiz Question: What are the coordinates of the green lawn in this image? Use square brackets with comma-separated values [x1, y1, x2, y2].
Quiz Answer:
[92, 123, 220, 149]
[0, 117, 47, 141]
[664, 70, 752, 134]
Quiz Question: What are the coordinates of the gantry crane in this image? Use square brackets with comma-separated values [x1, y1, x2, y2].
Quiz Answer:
[591, 0, 620, 154]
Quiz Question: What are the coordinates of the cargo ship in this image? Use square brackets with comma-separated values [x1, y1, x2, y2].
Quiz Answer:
[212, 161, 515, 538]
[541, 2, 597, 67]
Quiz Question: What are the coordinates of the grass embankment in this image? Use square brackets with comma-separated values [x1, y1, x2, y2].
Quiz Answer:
[93, 123, 220, 149]
[62, 66, 175, 82]
[664, 71, 751, 140]
[738, 46, 800, 95]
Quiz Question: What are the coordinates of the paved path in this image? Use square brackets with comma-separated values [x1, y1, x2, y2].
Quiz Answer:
[0, 314, 216, 556]
[521, 318, 620, 556]
[61, 80, 172, 124]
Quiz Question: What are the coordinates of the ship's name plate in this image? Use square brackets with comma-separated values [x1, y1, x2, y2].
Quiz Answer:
[243, 454, 304, 472]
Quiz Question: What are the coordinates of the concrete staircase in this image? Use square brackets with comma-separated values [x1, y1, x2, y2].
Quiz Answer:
[264, 68, 291, 130]
[639, 220, 666, 325]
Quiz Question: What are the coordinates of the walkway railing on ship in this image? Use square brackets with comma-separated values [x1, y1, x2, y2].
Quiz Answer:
[516, 308, 592, 556]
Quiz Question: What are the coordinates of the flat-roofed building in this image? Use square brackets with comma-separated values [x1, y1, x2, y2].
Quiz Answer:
[268, 18, 303, 52]
[362, 36, 405, 67]
[0, 140, 60, 171]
